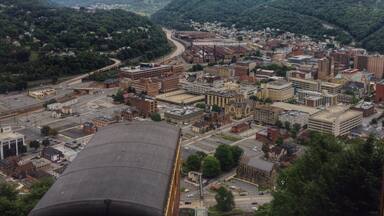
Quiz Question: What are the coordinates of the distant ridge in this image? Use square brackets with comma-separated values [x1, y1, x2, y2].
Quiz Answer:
[152, 0, 384, 53]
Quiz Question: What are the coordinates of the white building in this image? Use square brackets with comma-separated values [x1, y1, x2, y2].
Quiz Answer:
[0, 126, 26, 160]
[308, 105, 363, 136]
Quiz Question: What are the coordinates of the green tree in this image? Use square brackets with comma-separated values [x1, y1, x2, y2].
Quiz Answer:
[214, 145, 234, 171]
[262, 143, 270, 159]
[150, 112, 162, 121]
[211, 104, 221, 113]
[275, 137, 284, 146]
[112, 89, 125, 103]
[195, 103, 206, 109]
[0, 177, 53, 216]
[29, 140, 40, 150]
[249, 95, 259, 101]
[292, 123, 301, 132]
[264, 133, 384, 216]
[264, 98, 272, 104]
[202, 156, 221, 178]
[189, 64, 204, 72]
[185, 154, 202, 172]
[230, 146, 243, 166]
[215, 187, 235, 212]
[275, 120, 283, 128]
[42, 139, 50, 147]
[371, 118, 378, 125]
[255, 203, 272, 216]
[49, 128, 58, 137]
[40, 126, 50, 136]
[284, 121, 291, 130]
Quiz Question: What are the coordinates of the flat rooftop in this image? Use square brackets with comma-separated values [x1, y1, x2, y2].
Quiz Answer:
[157, 90, 205, 105]
[165, 106, 203, 116]
[271, 102, 320, 115]
[267, 80, 292, 89]
[0, 131, 24, 140]
[310, 105, 362, 123]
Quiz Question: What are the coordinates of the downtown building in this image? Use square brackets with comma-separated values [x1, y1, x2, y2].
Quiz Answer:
[308, 105, 363, 136]
[317, 57, 335, 81]
[119, 63, 183, 80]
[259, 80, 294, 102]
[205, 90, 244, 109]
[0, 127, 26, 160]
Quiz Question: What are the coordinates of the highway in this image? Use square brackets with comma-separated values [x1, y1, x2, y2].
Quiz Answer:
[154, 28, 186, 63]
[62, 58, 122, 87]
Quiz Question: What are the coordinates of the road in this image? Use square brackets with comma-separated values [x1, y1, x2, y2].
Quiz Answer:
[182, 116, 254, 153]
[62, 58, 122, 87]
[154, 28, 186, 63]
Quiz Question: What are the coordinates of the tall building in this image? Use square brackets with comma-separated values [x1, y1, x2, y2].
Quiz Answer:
[297, 89, 338, 107]
[260, 80, 294, 102]
[125, 94, 158, 117]
[30, 123, 182, 216]
[254, 104, 283, 125]
[354, 55, 369, 71]
[317, 57, 335, 81]
[205, 91, 244, 109]
[288, 77, 342, 94]
[120, 78, 160, 96]
[308, 105, 362, 136]
[367, 55, 384, 79]
[0, 127, 26, 160]
[119, 63, 183, 80]
[154, 75, 180, 93]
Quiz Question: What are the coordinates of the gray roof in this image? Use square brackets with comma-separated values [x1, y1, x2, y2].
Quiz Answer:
[247, 157, 274, 172]
[29, 122, 181, 216]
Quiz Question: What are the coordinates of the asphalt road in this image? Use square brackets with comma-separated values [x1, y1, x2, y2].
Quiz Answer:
[154, 28, 186, 63]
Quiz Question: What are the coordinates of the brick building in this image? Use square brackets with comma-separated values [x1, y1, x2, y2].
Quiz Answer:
[154, 75, 180, 93]
[120, 78, 160, 96]
[124, 94, 158, 117]
[376, 80, 384, 103]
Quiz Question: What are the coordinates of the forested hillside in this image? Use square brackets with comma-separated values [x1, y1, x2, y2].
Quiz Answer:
[50, 0, 171, 15]
[0, 0, 170, 93]
[153, 0, 384, 52]
[255, 133, 384, 216]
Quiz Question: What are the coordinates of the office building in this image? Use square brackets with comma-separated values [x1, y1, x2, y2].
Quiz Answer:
[260, 80, 294, 102]
[254, 104, 283, 125]
[317, 57, 335, 81]
[120, 78, 160, 97]
[289, 77, 342, 94]
[164, 106, 204, 125]
[297, 89, 338, 107]
[367, 55, 384, 79]
[205, 91, 244, 109]
[354, 55, 369, 71]
[0, 127, 26, 160]
[119, 63, 182, 80]
[124, 94, 158, 117]
[155, 75, 180, 93]
[308, 105, 363, 136]
[30, 123, 182, 216]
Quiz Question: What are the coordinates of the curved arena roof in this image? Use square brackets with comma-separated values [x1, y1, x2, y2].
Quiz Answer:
[29, 122, 181, 216]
